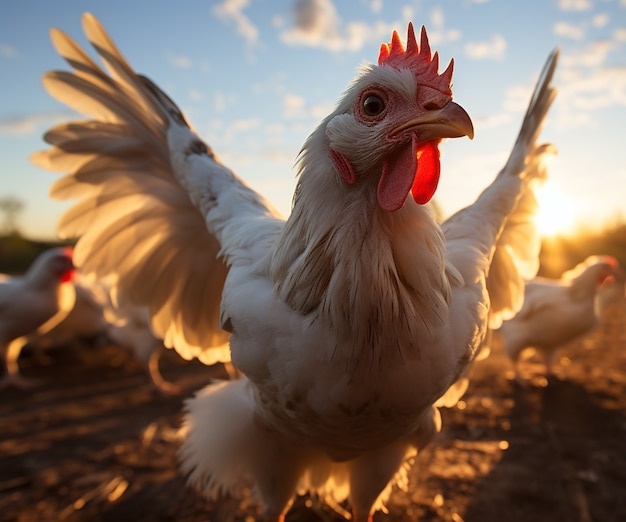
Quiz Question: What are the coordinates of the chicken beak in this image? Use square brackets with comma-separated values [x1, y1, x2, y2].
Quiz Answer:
[389, 101, 474, 141]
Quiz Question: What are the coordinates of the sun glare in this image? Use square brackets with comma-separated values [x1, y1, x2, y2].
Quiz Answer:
[535, 183, 579, 237]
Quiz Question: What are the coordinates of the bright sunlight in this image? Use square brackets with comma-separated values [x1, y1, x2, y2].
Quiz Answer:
[535, 182, 579, 237]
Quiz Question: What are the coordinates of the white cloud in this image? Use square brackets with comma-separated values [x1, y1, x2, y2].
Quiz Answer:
[400, 5, 414, 22]
[423, 6, 462, 47]
[557, 0, 592, 11]
[283, 93, 306, 118]
[554, 21, 585, 39]
[0, 111, 73, 136]
[614, 28, 626, 42]
[280, 0, 351, 51]
[213, 0, 259, 46]
[280, 0, 398, 52]
[552, 38, 626, 129]
[559, 66, 626, 110]
[370, 0, 383, 14]
[503, 84, 537, 113]
[265, 123, 286, 134]
[213, 91, 237, 113]
[281, 93, 333, 121]
[592, 13, 609, 28]
[309, 102, 335, 120]
[166, 52, 192, 69]
[430, 5, 445, 27]
[560, 40, 613, 68]
[189, 89, 204, 102]
[474, 112, 512, 132]
[0, 44, 16, 58]
[280, 0, 460, 53]
[219, 117, 261, 144]
[464, 34, 507, 60]
[230, 118, 261, 132]
[281, 92, 334, 121]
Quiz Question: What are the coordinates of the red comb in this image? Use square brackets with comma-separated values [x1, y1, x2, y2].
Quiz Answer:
[378, 23, 453, 95]
[602, 255, 619, 268]
[60, 246, 75, 282]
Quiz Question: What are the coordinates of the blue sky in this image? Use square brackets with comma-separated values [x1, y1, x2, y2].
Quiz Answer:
[0, 0, 625, 240]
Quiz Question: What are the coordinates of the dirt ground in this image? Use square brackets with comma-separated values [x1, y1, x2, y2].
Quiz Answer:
[1, 303, 625, 522]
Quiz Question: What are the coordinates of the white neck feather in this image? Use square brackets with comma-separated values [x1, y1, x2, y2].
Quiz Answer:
[269, 140, 451, 367]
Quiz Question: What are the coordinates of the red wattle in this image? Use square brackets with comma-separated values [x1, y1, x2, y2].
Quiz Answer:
[411, 141, 441, 205]
[378, 138, 417, 211]
[378, 138, 441, 211]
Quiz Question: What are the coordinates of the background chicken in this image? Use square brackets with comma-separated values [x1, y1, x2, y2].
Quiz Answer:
[2, 258, 185, 394]
[25, 274, 108, 351]
[498, 255, 624, 385]
[95, 281, 184, 395]
[0, 247, 75, 388]
[26, 273, 184, 395]
[32, 14, 557, 521]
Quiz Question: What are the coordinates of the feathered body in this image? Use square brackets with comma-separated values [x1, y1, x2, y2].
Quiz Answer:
[0, 247, 74, 388]
[33, 14, 558, 520]
[499, 255, 624, 381]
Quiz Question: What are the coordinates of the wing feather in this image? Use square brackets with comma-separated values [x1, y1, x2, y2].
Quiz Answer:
[43, 122, 145, 154]
[32, 13, 249, 360]
[50, 28, 103, 76]
[81, 13, 162, 119]
[486, 144, 555, 327]
[443, 50, 558, 330]
[31, 147, 94, 173]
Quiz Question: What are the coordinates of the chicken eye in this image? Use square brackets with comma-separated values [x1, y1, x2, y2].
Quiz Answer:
[362, 95, 385, 117]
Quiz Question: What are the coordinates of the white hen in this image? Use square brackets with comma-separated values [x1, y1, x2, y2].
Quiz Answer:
[32, 14, 557, 521]
[24, 273, 181, 394]
[25, 275, 108, 349]
[96, 282, 183, 395]
[0, 247, 75, 388]
[498, 255, 624, 384]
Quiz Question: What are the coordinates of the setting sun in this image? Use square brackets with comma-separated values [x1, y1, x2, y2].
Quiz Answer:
[535, 183, 579, 237]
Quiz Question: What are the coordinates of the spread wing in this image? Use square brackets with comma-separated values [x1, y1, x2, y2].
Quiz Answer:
[32, 13, 282, 364]
[434, 50, 558, 408]
[443, 50, 558, 330]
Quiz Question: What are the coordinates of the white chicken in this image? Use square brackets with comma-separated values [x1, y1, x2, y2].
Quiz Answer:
[25, 274, 108, 350]
[0, 247, 75, 388]
[96, 282, 183, 395]
[32, 14, 557, 521]
[498, 255, 624, 384]
[18, 269, 182, 394]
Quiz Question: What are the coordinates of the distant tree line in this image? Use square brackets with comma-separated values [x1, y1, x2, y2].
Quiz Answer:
[0, 196, 23, 235]
[0, 195, 73, 274]
[1, 222, 625, 280]
[0, 233, 73, 275]
[539, 222, 626, 278]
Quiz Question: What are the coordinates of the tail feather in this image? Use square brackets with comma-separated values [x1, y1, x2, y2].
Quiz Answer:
[504, 49, 559, 176]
